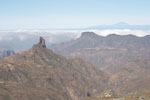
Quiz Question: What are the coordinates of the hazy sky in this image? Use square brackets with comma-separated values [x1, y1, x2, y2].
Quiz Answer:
[0, 0, 150, 30]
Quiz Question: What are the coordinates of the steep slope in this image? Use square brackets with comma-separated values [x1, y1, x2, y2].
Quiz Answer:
[110, 59, 150, 94]
[52, 32, 150, 55]
[52, 32, 150, 71]
[0, 37, 109, 100]
[51, 32, 150, 95]
[52, 32, 104, 54]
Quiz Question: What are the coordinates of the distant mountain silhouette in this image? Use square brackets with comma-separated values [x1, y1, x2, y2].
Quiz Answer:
[0, 50, 15, 58]
[84, 22, 150, 30]
[52, 31, 150, 54]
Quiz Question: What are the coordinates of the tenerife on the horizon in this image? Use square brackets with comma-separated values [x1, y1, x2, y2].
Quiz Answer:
[0, 0, 150, 30]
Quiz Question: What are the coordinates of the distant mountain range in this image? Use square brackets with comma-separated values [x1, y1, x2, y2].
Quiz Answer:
[0, 33, 150, 100]
[0, 50, 15, 58]
[84, 22, 150, 30]
[0, 25, 150, 52]
[52, 32, 150, 54]
[51, 32, 150, 95]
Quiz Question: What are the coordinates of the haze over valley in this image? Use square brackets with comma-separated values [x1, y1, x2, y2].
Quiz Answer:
[1, 25, 150, 52]
[0, 0, 150, 100]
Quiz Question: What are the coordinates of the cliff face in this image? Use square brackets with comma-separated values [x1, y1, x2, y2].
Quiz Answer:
[34, 36, 46, 48]
[0, 37, 109, 100]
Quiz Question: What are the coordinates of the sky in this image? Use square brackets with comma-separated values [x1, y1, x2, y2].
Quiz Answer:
[0, 0, 150, 30]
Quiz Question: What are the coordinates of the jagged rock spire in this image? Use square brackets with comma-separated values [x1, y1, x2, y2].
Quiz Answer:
[32, 37, 46, 48]
[38, 37, 46, 48]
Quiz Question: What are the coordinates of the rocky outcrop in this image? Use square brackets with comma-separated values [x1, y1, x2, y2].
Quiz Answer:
[0, 50, 15, 58]
[33, 36, 46, 48]
[39, 37, 46, 48]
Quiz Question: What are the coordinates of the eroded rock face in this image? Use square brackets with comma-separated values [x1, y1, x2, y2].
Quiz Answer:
[39, 37, 46, 48]
[33, 37, 46, 48]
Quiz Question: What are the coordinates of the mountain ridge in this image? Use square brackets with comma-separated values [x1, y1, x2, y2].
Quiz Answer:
[0, 37, 110, 100]
[52, 32, 150, 55]
[51, 31, 150, 95]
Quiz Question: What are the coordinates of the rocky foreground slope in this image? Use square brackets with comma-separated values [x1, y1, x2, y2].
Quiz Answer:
[0, 37, 109, 100]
